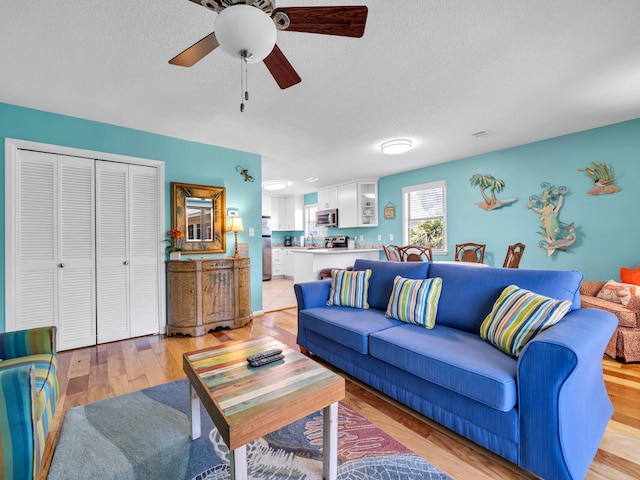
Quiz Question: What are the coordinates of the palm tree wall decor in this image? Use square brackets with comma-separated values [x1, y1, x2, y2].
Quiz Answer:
[469, 173, 516, 210]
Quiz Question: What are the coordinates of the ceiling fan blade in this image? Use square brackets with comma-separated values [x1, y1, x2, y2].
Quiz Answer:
[273, 6, 368, 38]
[169, 32, 219, 67]
[263, 44, 302, 90]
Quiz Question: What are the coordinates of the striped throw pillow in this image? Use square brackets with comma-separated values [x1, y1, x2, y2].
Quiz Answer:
[385, 276, 442, 328]
[326, 269, 371, 309]
[480, 285, 572, 357]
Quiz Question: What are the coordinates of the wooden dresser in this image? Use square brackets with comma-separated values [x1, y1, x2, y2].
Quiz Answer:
[167, 257, 252, 336]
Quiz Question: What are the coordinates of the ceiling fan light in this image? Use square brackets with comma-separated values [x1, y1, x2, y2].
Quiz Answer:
[214, 4, 277, 63]
[381, 139, 413, 155]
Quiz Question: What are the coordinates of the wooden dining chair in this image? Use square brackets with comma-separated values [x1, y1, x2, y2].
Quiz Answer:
[383, 244, 403, 262]
[502, 243, 525, 268]
[401, 245, 433, 262]
[454, 243, 486, 263]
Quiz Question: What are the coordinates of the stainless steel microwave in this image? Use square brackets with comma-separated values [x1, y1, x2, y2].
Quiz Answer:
[317, 209, 338, 227]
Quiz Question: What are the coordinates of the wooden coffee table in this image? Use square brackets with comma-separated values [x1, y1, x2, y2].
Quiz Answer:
[183, 336, 345, 480]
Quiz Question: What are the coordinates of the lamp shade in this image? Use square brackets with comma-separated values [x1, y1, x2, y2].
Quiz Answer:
[227, 216, 245, 233]
[214, 5, 277, 63]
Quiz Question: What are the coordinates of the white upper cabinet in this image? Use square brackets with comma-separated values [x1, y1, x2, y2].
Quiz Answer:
[271, 195, 303, 231]
[358, 181, 378, 227]
[337, 183, 358, 228]
[317, 187, 338, 210]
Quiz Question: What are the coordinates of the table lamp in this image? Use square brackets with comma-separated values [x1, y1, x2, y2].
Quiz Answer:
[227, 216, 244, 258]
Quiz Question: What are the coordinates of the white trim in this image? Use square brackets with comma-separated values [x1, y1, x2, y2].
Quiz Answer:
[401, 180, 448, 255]
[4, 138, 167, 335]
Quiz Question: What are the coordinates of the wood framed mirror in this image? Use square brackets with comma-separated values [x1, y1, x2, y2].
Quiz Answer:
[171, 182, 226, 254]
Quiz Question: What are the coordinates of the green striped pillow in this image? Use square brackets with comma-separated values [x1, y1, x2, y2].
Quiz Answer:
[480, 285, 572, 357]
[385, 276, 442, 328]
[326, 269, 371, 309]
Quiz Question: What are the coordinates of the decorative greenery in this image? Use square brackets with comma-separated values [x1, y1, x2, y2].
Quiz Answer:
[469, 173, 516, 210]
[525, 183, 576, 256]
[409, 219, 444, 249]
[166, 229, 184, 253]
[578, 161, 621, 195]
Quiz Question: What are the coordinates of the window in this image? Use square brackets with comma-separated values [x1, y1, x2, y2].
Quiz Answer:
[402, 180, 447, 254]
[304, 204, 319, 238]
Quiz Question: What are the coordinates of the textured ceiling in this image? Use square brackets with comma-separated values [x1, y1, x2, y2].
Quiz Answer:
[2, 1, 640, 195]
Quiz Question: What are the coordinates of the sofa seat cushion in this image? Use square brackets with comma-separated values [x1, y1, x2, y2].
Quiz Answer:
[298, 306, 402, 354]
[581, 295, 639, 327]
[369, 324, 517, 412]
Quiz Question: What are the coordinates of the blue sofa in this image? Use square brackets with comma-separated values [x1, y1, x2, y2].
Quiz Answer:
[294, 259, 617, 480]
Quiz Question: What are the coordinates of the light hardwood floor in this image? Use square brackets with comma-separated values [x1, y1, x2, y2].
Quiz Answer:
[39, 309, 640, 480]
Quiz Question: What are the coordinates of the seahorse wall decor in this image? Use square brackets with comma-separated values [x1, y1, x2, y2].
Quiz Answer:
[578, 161, 621, 195]
[525, 183, 576, 256]
[469, 173, 517, 210]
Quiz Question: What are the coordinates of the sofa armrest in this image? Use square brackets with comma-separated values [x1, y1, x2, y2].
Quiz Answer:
[294, 280, 331, 311]
[0, 364, 37, 480]
[517, 308, 617, 480]
[579, 281, 605, 297]
[0, 327, 56, 361]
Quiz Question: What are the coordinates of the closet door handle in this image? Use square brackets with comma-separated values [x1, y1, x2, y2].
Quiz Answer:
[124, 261, 129, 265]
[59, 263, 65, 268]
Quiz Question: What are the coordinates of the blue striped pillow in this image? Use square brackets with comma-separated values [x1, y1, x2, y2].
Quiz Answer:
[326, 269, 371, 309]
[480, 285, 572, 357]
[385, 276, 442, 328]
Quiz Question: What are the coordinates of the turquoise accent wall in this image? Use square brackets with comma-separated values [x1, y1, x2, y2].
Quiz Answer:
[377, 118, 640, 280]
[0, 102, 263, 332]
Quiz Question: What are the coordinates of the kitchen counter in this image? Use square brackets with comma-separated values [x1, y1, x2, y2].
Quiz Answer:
[292, 248, 382, 283]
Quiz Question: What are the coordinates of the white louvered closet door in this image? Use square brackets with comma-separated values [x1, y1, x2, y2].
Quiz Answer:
[57, 155, 97, 350]
[14, 150, 96, 350]
[15, 150, 58, 332]
[129, 165, 160, 337]
[96, 161, 130, 343]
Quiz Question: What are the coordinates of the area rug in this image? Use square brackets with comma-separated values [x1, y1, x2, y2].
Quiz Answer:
[48, 378, 451, 480]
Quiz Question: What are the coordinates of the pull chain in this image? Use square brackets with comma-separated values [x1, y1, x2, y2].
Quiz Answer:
[240, 50, 250, 112]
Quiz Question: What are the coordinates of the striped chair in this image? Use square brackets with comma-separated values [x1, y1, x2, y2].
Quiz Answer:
[0, 326, 59, 479]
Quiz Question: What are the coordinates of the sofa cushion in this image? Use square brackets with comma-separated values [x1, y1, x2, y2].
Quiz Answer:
[369, 324, 517, 412]
[581, 295, 639, 328]
[352, 259, 430, 311]
[298, 306, 403, 354]
[480, 285, 572, 357]
[326, 268, 371, 309]
[597, 280, 639, 306]
[427, 263, 582, 333]
[621, 267, 640, 286]
[385, 276, 442, 328]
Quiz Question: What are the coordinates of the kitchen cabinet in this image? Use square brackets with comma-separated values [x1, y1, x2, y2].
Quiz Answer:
[284, 249, 296, 278]
[271, 195, 303, 231]
[271, 248, 283, 277]
[285, 196, 304, 230]
[167, 258, 252, 336]
[317, 187, 338, 210]
[270, 196, 284, 230]
[262, 194, 271, 216]
[337, 183, 358, 228]
[358, 181, 378, 227]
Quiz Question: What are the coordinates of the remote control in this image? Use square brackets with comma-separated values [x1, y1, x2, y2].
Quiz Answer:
[249, 353, 284, 367]
[247, 348, 283, 363]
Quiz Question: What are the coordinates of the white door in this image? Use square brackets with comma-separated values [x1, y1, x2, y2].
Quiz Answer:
[13, 150, 96, 350]
[129, 165, 159, 337]
[96, 161, 131, 343]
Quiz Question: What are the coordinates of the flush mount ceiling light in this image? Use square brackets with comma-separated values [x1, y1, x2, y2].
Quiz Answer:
[304, 177, 319, 183]
[214, 5, 277, 64]
[381, 139, 413, 155]
[263, 180, 289, 191]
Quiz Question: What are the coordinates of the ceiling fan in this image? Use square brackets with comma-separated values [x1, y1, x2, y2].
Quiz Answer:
[169, 1, 368, 90]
